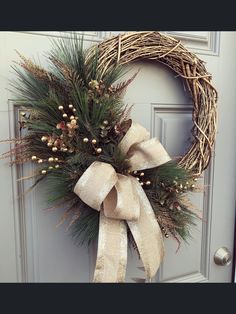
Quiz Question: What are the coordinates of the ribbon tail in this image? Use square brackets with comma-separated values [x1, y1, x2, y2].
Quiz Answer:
[93, 211, 128, 283]
[127, 177, 165, 280]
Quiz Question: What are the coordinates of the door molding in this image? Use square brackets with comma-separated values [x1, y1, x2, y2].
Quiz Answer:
[151, 103, 215, 282]
[164, 272, 208, 282]
[17, 31, 220, 56]
[9, 102, 44, 282]
[166, 31, 220, 56]
[8, 101, 28, 282]
[18, 31, 105, 42]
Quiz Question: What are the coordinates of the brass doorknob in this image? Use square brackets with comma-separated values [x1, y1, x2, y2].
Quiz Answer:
[214, 247, 232, 266]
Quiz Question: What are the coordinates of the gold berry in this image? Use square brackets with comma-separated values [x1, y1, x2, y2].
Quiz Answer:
[38, 159, 43, 164]
[91, 139, 97, 144]
[165, 233, 169, 238]
[70, 119, 77, 125]
[140, 172, 144, 177]
[48, 166, 53, 170]
[62, 148, 68, 152]
[191, 184, 195, 189]
[103, 120, 108, 125]
[41, 170, 47, 175]
[83, 138, 89, 143]
[41, 136, 48, 142]
[48, 157, 54, 163]
[70, 115, 75, 120]
[96, 148, 102, 153]
[58, 106, 64, 110]
[140, 182, 144, 186]
[52, 147, 58, 152]
[31, 156, 37, 161]
[146, 181, 151, 185]
[62, 113, 68, 118]
[68, 104, 73, 109]
[47, 142, 53, 147]
[54, 158, 59, 161]
[73, 108, 76, 112]
[55, 164, 60, 169]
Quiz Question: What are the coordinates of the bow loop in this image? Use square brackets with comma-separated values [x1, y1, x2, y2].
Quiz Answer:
[128, 138, 171, 171]
[118, 122, 150, 155]
[74, 161, 117, 211]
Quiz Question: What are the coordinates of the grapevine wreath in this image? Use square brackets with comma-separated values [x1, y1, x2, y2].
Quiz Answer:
[3, 31, 217, 282]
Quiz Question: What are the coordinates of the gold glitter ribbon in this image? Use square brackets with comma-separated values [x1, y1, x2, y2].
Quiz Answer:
[74, 122, 171, 282]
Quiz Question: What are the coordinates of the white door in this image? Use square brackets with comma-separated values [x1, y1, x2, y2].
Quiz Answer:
[0, 31, 235, 282]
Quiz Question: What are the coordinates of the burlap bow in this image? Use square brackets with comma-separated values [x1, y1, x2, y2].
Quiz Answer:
[74, 122, 171, 282]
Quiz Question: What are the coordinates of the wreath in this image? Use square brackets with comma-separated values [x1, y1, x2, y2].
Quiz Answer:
[3, 31, 217, 282]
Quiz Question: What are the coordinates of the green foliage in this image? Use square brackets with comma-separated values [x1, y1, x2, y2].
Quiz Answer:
[8, 33, 199, 249]
[144, 161, 199, 242]
[10, 66, 49, 101]
[70, 208, 99, 246]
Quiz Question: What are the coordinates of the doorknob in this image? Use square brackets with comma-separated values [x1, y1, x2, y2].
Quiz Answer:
[214, 247, 232, 266]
